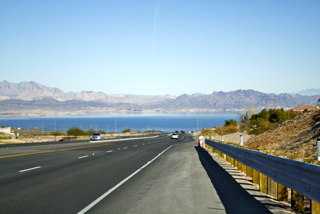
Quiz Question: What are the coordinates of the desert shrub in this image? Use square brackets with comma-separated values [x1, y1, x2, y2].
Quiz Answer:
[214, 125, 239, 135]
[0, 136, 11, 139]
[200, 128, 217, 136]
[51, 131, 63, 136]
[0, 132, 5, 135]
[67, 127, 86, 137]
[224, 119, 237, 126]
[122, 129, 131, 133]
[110, 131, 114, 134]
[247, 121, 277, 135]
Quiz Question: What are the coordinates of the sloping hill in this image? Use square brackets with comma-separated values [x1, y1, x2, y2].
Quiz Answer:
[245, 109, 320, 158]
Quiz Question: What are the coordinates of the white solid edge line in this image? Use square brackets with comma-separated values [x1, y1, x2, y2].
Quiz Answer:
[19, 166, 42, 172]
[77, 145, 173, 214]
[78, 155, 89, 159]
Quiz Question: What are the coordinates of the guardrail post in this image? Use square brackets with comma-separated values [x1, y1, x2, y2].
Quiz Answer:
[277, 183, 288, 202]
[311, 160, 320, 214]
[291, 190, 304, 213]
[317, 138, 320, 161]
[241, 163, 246, 174]
[237, 161, 242, 171]
[247, 166, 253, 178]
[312, 200, 320, 214]
[260, 173, 268, 194]
[268, 177, 277, 198]
[240, 135, 243, 146]
[231, 157, 235, 166]
[252, 169, 259, 185]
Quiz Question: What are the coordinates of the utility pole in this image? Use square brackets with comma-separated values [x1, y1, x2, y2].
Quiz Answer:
[197, 116, 199, 135]
[54, 119, 56, 141]
[87, 122, 93, 130]
[115, 118, 117, 135]
[42, 124, 44, 136]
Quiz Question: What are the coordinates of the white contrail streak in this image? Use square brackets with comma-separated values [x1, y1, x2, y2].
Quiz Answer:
[152, 0, 160, 65]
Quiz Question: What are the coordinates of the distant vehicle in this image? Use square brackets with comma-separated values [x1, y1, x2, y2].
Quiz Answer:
[181, 130, 185, 133]
[171, 133, 178, 140]
[90, 133, 103, 141]
[175, 131, 179, 133]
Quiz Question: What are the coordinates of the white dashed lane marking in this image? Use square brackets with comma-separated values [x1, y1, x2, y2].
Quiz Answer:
[78, 155, 89, 159]
[19, 166, 42, 173]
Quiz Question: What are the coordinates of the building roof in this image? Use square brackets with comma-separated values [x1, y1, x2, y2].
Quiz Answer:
[291, 105, 315, 111]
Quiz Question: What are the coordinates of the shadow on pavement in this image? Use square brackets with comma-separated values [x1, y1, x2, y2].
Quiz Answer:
[194, 146, 273, 214]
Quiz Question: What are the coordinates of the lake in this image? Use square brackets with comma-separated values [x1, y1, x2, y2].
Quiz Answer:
[1, 113, 239, 133]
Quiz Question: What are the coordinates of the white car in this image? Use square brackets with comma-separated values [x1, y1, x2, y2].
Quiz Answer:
[171, 133, 178, 140]
[90, 133, 103, 141]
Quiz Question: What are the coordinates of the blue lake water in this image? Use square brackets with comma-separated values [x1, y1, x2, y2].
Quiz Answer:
[1, 114, 239, 133]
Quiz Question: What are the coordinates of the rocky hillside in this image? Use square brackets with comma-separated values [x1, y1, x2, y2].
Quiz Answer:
[151, 90, 319, 111]
[245, 109, 320, 158]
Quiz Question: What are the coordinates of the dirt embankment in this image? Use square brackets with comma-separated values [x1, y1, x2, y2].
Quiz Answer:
[211, 132, 253, 144]
[245, 109, 320, 158]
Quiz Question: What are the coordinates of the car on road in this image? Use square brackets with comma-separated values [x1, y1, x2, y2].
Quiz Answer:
[171, 133, 178, 140]
[90, 133, 103, 141]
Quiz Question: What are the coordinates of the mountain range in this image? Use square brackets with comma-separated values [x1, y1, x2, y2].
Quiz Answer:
[0, 80, 319, 117]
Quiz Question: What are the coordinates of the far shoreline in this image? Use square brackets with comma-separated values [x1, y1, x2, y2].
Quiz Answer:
[0, 110, 239, 119]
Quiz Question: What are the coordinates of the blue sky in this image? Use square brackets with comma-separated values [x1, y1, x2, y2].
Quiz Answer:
[1, 0, 319, 96]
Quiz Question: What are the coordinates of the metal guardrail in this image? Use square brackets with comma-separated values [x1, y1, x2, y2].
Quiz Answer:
[205, 139, 320, 203]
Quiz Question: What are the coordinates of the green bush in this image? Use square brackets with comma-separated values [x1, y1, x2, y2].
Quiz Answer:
[247, 108, 299, 135]
[0, 136, 11, 139]
[51, 131, 63, 136]
[67, 127, 86, 137]
[122, 129, 131, 133]
[224, 119, 237, 126]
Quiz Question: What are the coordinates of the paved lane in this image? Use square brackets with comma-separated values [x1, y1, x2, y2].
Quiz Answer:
[0, 133, 175, 213]
[86, 135, 227, 214]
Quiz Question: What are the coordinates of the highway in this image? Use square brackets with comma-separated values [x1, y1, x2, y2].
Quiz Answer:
[0, 133, 291, 213]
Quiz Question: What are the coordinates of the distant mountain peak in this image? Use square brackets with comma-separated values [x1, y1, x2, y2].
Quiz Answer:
[292, 88, 320, 96]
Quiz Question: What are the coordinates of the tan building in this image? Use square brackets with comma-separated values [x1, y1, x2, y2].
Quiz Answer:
[291, 105, 315, 112]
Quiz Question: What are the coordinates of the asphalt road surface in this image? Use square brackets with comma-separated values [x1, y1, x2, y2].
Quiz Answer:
[0, 133, 291, 213]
